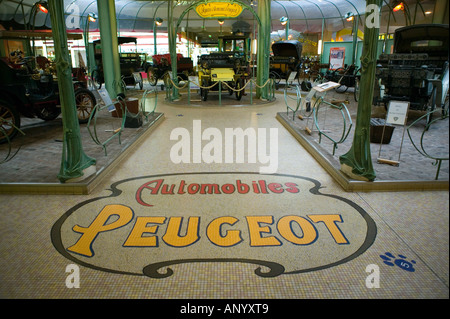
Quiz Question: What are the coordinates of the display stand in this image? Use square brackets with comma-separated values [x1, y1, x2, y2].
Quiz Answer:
[297, 81, 340, 135]
[287, 71, 297, 84]
[377, 100, 410, 166]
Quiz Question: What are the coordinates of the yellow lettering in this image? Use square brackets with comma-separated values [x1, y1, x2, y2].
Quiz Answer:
[67, 204, 133, 257]
[206, 216, 242, 247]
[308, 214, 349, 244]
[277, 215, 317, 245]
[123, 217, 166, 247]
[246, 216, 282, 247]
[162, 217, 200, 247]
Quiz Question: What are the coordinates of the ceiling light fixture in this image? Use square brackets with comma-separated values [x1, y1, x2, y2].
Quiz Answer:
[37, 3, 48, 14]
[393, 2, 404, 12]
[280, 16, 288, 26]
[87, 13, 97, 23]
[344, 12, 354, 22]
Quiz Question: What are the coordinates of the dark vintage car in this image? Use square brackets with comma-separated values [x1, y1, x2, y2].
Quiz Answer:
[375, 24, 449, 123]
[147, 53, 194, 86]
[270, 40, 303, 85]
[0, 56, 96, 144]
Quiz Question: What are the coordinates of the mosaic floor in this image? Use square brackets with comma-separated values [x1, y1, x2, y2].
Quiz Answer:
[0, 86, 448, 302]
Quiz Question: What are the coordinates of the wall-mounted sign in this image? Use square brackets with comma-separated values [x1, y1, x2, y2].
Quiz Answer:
[195, 2, 243, 18]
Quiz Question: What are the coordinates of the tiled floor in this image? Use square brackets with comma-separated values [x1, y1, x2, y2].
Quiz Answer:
[0, 88, 448, 300]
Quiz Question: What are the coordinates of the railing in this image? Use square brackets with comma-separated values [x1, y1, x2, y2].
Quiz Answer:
[283, 84, 353, 155]
[163, 75, 276, 105]
[0, 122, 24, 164]
[407, 109, 449, 180]
[140, 88, 158, 122]
[284, 83, 302, 120]
[313, 97, 353, 155]
[87, 95, 127, 156]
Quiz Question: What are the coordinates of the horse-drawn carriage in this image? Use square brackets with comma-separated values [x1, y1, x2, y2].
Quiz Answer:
[270, 40, 303, 85]
[91, 37, 147, 90]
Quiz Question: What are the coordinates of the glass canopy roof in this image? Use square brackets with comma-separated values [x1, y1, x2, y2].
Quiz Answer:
[0, 0, 439, 34]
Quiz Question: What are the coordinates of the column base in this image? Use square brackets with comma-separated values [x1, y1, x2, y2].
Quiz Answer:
[340, 163, 371, 182]
[65, 165, 97, 183]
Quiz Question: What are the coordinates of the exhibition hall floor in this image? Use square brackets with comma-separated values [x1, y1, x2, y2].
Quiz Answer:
[0, 90, 448, 300]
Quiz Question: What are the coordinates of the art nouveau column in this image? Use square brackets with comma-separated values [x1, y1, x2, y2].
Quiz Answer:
[339, 0, 382, 181]
[47, 0, 96, 182]
[256, 0, 271, 99]
[168, 0, 180, 100]
[97, 0, 124, 98]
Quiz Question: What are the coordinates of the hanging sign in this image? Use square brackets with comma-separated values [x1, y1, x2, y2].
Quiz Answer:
[195, 2, 243, 18]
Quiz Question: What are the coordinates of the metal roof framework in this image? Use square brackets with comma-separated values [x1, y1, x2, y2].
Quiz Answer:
[0, 0, 439, 36]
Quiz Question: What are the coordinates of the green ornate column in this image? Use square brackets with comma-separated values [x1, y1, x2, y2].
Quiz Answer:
[339, 0, 382, 181]
[96, 0, 124, 98]
[256, 0, 271, 100]
[168, 0, 180, 100]
[48, 0, 96, 182]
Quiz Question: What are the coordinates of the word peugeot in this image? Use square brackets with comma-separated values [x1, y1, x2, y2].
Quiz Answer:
[52, 173, 377, 278]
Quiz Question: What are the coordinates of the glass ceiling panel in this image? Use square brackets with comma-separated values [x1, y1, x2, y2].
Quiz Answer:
[0, 0, 437, 33]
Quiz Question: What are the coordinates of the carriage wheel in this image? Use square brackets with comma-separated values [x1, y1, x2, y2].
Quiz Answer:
[0, 100, 20, 144]
[147, 68, 158, 86]
[75, 88, 96, 124]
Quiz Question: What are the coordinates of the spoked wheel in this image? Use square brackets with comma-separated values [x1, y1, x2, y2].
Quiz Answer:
[75, 88, 96, 124]
[147, 68, 158, 86]
[0, 100, 20, 144]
